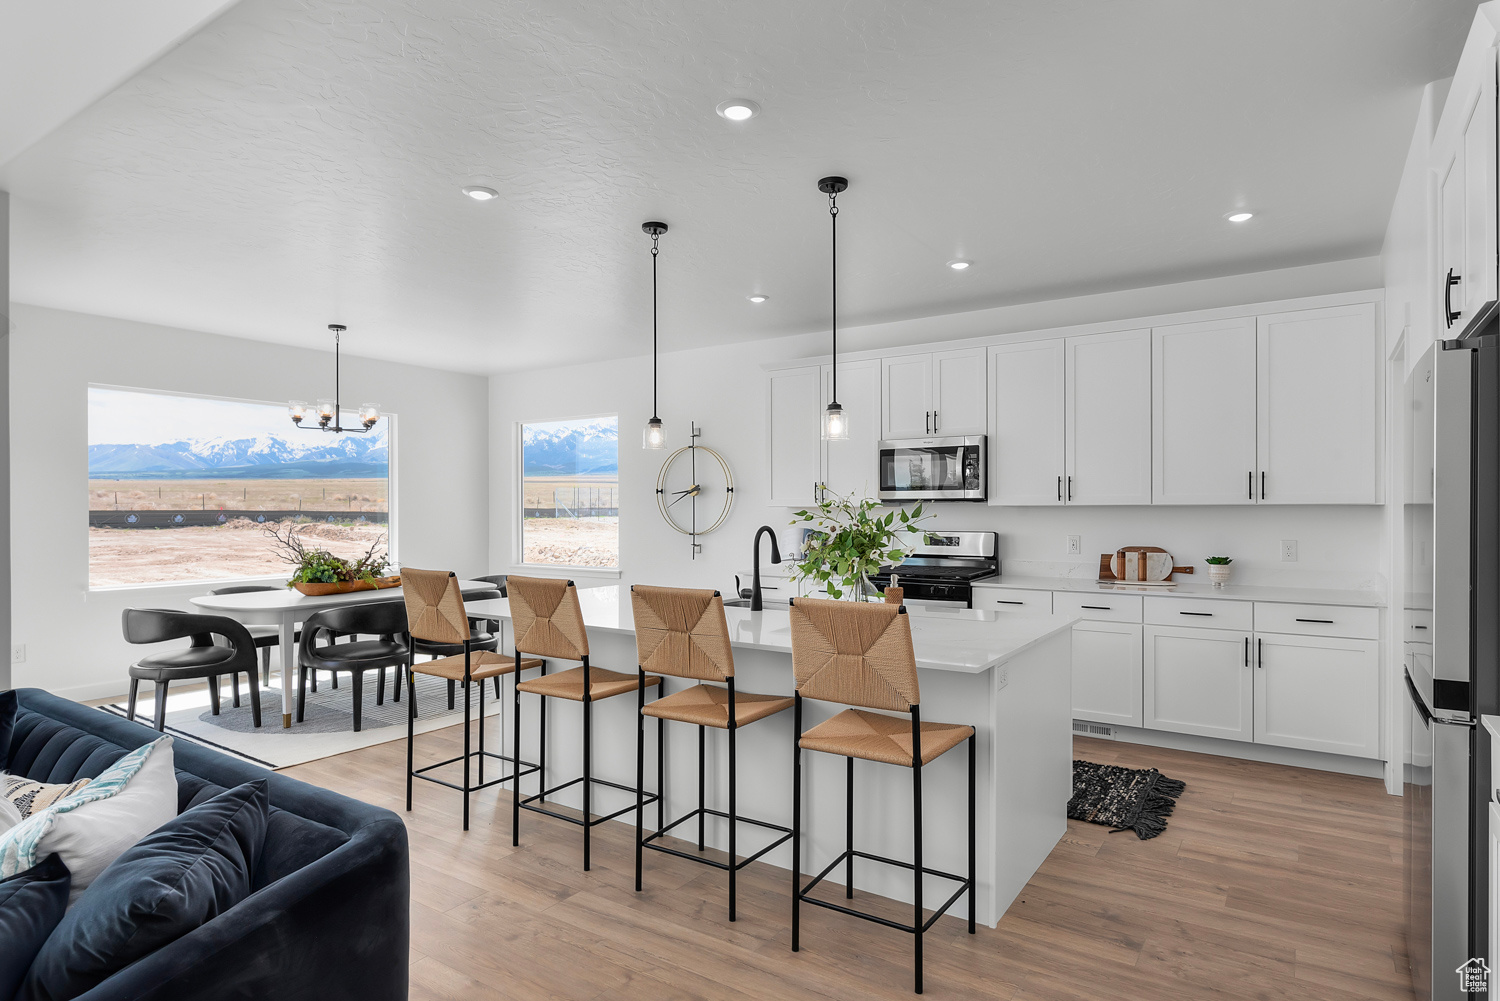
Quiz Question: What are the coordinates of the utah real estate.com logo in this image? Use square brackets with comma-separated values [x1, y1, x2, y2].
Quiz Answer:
[1459, 958, 1490, 993]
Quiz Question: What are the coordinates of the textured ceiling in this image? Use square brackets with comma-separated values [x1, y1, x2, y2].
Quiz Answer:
[0, 0, 1476, 373]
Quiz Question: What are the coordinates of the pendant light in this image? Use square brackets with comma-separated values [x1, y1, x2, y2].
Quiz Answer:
[642, 221, 668, 449]
[288, 324, 379, 434]
[819, 176, 850, 440]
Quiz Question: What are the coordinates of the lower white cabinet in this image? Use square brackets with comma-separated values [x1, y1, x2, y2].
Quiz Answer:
[1252, 632, 1379, 757]
[1143, 625, 1254, 741]
[1071, 621, 1143, 727]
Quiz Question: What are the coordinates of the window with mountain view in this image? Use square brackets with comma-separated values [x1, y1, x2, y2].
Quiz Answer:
[519, 416, 618, 568]
[88, 387, 391, 587]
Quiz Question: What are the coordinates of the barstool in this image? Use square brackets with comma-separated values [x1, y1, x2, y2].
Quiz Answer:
[630, 584, 794, 921]
[509, 576, 660, 870]
[787, 597, 976, 995]
[401, 568, 542, 831]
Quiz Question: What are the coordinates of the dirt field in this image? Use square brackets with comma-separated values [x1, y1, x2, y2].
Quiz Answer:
[89, 518, 389, 588]
[522, 475, 617, 512]
[522, 517, 618, 568]
[88, 478, 387, 513]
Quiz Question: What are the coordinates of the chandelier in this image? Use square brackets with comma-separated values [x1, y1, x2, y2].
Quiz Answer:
[288, 324, 379, 434]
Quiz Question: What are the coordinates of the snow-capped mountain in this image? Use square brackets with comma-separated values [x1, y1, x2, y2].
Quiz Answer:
[89, 425, 389, 476]
[521, 420, 618, 475]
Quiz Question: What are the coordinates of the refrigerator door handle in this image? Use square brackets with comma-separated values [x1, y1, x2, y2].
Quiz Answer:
[1404, 669, 1435, 726]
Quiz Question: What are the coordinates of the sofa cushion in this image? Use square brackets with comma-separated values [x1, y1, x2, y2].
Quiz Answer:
[0, 738, 177, 905]
[21, 781, 269, 1001]
[0, 690, 14, 773]
[0, 796, 19, 835]
[0, 854, 70, 1001]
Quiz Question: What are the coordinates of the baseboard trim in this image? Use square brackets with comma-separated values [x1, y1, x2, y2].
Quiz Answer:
[1080, 721, 1386, 779]
[24, 681, 132, 704]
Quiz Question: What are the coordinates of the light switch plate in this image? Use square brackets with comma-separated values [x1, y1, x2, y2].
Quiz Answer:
[1280, 539, 1298, 562]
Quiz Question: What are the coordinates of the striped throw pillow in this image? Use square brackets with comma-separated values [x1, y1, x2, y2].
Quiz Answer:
[2, 775, 92, 820]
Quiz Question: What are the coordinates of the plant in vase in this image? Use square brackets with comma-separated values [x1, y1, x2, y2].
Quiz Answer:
[264, 521, 393, 589]
[1204, 556, 1233, 586]
[788, 492, 931, 600]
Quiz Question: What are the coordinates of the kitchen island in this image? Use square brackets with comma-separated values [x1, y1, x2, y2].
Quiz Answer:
[464, 586, 1075, 927]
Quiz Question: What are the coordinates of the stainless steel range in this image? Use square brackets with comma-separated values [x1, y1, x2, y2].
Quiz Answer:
[868, 530, 999, 608]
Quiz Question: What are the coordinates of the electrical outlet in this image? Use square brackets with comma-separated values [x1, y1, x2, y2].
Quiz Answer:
[1280, 539, 1298, 562]
[1066, 535, 1081, 555]
[11, 644, 24, 664]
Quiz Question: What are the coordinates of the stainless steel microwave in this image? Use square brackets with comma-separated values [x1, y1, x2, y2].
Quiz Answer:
[877, 436, 986, 501]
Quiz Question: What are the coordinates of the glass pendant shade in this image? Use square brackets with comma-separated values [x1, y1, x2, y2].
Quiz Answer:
[822, 403, 849, 441]
[288, 400, 307, 424]
[358, 402, 380, 428]
[643, 417, 666, 450]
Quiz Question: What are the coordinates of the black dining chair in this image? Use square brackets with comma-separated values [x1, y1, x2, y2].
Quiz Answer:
[296, 602, 411, 732]
[123, 608, 263, 731]
[470, 574, 508, 699]
[207, 584, 292, 689]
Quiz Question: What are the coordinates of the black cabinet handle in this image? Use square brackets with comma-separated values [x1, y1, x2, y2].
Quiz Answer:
[933, 409, 939, 431]
[1067, 476, 1073, 501]
[994, 600, 1025, 605]
[1295, 618, 1334, 624]
[1244, 636, 1249, 667]
[1257, 637, 1263, 668]
[1081, 605, 1111, 610]
[1413, 624, 1428, 630]
[1446, 268, 1462, 328]
[1248, 471, 1253, 501]
[1261, 471, 1266, 500]
[1058, 475, 1062, 502]
[1180, 611, 1213, 616]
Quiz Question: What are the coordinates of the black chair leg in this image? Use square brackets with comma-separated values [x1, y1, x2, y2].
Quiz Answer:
[376, 665, 386, 706]
[968, 734, 977, 935]
[635, 677, 646, 893]
[393, 665, 403, 703]
[351, 673, 363, 732]
[296, 666, 308, 723]
[729, 722, 738, 922]
[208, 675, 221, 716]
[478, 677, 486, 785]
[248, 671, 262, 728]
[846, 755, 855, 898]
[913, 756, 924, 995]
[462, 677, 471, 831]
[261, 645, 271, 687]
[231, 670, 240, 709]
[406, 665, 417, 812]
[153, 681, 170, 732]
[126, 678, 140, 722]
[792, 695, 802, 953]
[448, 679, 455, 711]
[311, 667, 318, 693]
[493, 676, 502, 700]
[583, 696, 593, 871]
[512, 673, 522, 846]
[698, 724, 706, 851]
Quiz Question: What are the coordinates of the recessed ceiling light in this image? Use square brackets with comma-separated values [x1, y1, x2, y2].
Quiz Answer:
[747, 294, 769, 303]
[947, 259, 972, 271]
[462, 185, 498, 201]
[1225, 211, 1254, 223]
[716, 99, 760, 122]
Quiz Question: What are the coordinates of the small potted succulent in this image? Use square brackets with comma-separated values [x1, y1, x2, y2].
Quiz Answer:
[1204, 556, 1233, 587]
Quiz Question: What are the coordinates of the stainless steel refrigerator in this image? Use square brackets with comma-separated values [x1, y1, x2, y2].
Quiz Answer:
[1405, 330, 1497, 1000]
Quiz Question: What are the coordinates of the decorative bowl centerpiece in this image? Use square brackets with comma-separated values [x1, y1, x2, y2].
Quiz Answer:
[264, 521, 395, 596]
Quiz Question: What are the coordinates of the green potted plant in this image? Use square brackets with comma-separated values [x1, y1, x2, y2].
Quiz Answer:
[788, 492, 932, 601]
[1204, 556, 1233, 587]
[265, 521, 397, 595]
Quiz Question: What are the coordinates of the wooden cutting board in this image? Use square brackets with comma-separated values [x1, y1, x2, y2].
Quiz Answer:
[1099, 548, 1194, 583]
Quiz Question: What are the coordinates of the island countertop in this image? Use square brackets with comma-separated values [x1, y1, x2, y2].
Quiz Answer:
[464, 586, 1076, 675]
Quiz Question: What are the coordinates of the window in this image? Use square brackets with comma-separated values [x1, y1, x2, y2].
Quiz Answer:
[88, 387, 391, 587]
[519, 416, 618, 568]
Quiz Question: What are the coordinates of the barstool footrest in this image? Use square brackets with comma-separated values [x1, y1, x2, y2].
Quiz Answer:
[520, 775, 659, 828]
[411, 751, 540, 793]
[642, 806, 792, 871]
[797, 848, 973, 934]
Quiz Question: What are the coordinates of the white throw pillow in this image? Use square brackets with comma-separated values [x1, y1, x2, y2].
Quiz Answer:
[0, 737, 178, 904]
[0, 794, 19, 834]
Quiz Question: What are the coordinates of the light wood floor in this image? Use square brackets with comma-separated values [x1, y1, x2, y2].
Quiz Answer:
[281, 728, 1412, 1001]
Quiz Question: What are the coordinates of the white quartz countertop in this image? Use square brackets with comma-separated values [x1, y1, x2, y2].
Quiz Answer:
[466, 586, 1075, 675]
[973, 575, 1386, 608]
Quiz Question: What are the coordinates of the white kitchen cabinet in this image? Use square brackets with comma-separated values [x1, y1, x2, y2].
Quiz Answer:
[822, 359, 882, 498]
[881, 348, 987, 439]
[1143, 624, 1254, 741]
[1065, 328, 1152, 505]
[767, 365, 823, 508]
[1072, 621, 1143, 727]
[1256, 303, 1381, 504]
[1253, 632, 1380, 757]
[1432, 45, 1497, 336]
[1152, 317, 1258, 504]
[989, 339, 1065, 505]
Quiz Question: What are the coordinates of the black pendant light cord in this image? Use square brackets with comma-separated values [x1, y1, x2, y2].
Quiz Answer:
[651, 230, 660, 420]
[829, 188, 839, 406]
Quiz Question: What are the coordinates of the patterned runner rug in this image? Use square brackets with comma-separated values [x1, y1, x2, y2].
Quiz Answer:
[1067, 759, 1186, 840]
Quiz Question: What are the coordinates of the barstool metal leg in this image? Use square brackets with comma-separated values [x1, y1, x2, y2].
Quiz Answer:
[791, 693, 802, 953]
[461, 675, 471, 831]
[583, 694, 593, 871]
[539, 663, 549, 804]
[512, 670, 522, 846]
[846, 755, 855, 898]
[406, 667, 416, 812]
[635, 671, 646, 893]
[698, 724, 706, 851]
[478, 677, 486, 785]
[656, 716, 665, 833]
[913, 712, 925, 995]
[968, 733, 977, 934]
[728, 719, 738, 921]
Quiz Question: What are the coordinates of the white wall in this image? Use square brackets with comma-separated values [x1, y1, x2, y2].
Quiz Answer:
[10, 303, 489, 700]
[0, 192, 10, 691]
[489, 261, 1389, 597]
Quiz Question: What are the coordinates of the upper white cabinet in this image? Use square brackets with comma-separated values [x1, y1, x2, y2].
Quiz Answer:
[1257, 303, 1380, 504]
[767, 365, 824, 508]
[1065, 329, 1152, 505]
[1432, 44, 1497, 336]
[881, 347, 987, 439]
[989, 340, 1065, 505]
[822, 359, 882, 498]
[1152, 317, 1258, 505]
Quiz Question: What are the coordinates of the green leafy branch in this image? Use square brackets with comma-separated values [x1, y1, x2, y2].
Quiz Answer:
[788, 492, 931, 600]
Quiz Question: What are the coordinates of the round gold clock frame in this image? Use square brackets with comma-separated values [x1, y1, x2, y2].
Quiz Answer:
[655, 425, 734, 558]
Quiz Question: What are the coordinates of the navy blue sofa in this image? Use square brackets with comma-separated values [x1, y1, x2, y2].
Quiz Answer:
[6, 689, 409, 1001]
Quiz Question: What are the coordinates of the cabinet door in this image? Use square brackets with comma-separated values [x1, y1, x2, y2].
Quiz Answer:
[1253, 632, 1379, 757]
[822, 359, 882, 498]
[1152, 317, 1257, 504]
[1435, 120, 1468, 336]
[932, 347, 988, 434]
[1065, 329, 1152, 505]
[1462, 54, 1498, 324]
[1143, 625, 1253, 740]
[1256, 304, 1380, 504]
[989, 340, 1065, 505]
[1072, 622, 1143, 727]
[882, 355, 934, 439]
[767, 366, 824, 508]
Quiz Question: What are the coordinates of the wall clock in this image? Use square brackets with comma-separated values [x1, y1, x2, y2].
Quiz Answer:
[656, 425, 734, 559]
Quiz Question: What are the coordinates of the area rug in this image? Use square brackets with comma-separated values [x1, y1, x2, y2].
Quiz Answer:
[1067, 759, 1185, 840]
[99, 673, 509, 770]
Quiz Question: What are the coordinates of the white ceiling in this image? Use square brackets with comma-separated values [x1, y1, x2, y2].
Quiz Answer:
[0, 0, 1477, 373]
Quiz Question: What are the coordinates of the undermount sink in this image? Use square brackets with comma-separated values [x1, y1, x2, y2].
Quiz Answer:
[722, 597, 791, 609]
